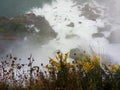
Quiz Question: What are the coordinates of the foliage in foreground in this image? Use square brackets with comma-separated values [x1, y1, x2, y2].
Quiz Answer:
[0, 52, 120, 90]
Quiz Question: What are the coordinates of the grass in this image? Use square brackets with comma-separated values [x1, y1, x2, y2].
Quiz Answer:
[0, 51, 120, 90]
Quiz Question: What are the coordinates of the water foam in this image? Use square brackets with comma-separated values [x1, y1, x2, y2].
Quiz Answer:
[22, 0, 120, 65]
[26, 0, 105, 64]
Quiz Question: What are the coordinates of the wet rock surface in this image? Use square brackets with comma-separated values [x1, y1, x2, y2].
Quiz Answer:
[66, 22, 75, 27]
[0, 13, 57, 53]
[65, 34, 80, 39]
[81, 4, 100, 20]
[107, 30, 120, 43]
[97, 25, 111, 33]
[92, 33, 104, 38]
[0, 13, 57, 41]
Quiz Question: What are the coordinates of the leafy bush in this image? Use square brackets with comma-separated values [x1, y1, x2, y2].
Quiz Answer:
[0, 52, 120, 90]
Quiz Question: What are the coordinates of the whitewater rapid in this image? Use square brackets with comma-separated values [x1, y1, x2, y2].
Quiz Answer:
[14, 0, 120, 65]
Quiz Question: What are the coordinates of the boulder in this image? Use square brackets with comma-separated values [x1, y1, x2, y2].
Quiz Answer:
[92, 33, 104, 38]
[107, 30, 120, 43]
[0, 13, 57, 44]
[97, 25, 111, 33]
[65, 34, 80, 39]
[66, 22, 74, 27]
[0, 13, 57, 54]
[69, 48, 84, 60]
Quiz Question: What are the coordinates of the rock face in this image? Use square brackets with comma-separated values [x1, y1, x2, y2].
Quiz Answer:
[69, 48, 84, 60]
[0, 13, 57, 43]
[97, 25, 111, 33]
[66, 22, 74, 27]
[65, 34, 80, 39]
[81, 4, 100, 20]
[92, 33, 104, 38]
[0, 13, 57, 53]
[107, 30, 120, 43]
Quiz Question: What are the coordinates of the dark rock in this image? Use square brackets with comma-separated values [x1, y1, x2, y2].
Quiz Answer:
[0, 17, 9, 23]
[26, 15, 57, 44]
[66, 22, 74, 27]
[78, 21, 82, 24]
[65, 34, 80, 39]
[0, 13, 57, 43]
[107, 30, 120, 43]
[0, 13, 57, 53]
[97, 25, 111, 33]
[81, 4, 100, 20]
[65, 18, 67, 21]
[92, 33, 104, 38]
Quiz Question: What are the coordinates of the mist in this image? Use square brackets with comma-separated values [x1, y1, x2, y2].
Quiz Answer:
[1, 0, 120, 65]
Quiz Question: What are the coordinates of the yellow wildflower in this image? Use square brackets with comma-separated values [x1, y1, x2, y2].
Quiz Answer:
[91, 55, 99, 65]
[66, 62, 72, 69]
[44, 65, 52, 72]
[55, 55, 59, 60]
[82, 61, 94, 73]
[49, 57, 60, 70]
[109, 64, 117, 72]
[117, 64, 120, 70]
[56, 53, 63, 60]
[63, 53, 69, 62]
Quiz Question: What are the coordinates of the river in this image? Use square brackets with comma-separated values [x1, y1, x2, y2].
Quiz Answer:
[0, 0, 53, 17]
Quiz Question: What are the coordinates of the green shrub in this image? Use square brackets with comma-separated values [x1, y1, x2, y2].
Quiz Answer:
[0, 52, 120, 90]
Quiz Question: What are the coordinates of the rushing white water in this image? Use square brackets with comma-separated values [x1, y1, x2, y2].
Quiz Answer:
[8, 0, 120, 65]
[27, 0, 102, 64]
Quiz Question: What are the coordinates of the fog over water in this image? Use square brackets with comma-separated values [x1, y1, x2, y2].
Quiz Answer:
[0, 0, 120, 65]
